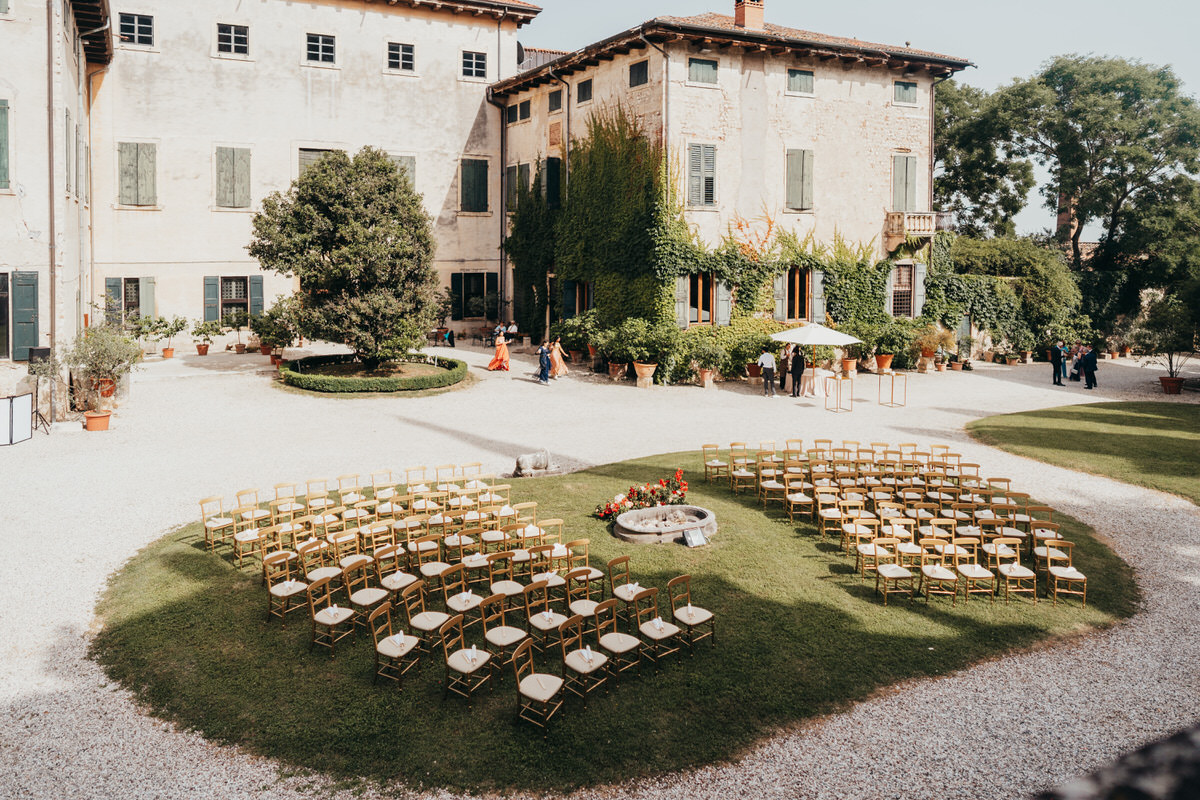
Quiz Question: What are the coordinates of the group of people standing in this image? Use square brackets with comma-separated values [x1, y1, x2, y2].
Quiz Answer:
[1048, 341, 1099, 389]
[487, 330, 568, 385]
[757, 344, 808, 397]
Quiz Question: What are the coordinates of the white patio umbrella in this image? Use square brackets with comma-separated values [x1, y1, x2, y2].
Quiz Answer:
[769, 323, 861, 347]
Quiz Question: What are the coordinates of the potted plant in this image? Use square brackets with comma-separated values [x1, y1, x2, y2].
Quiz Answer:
[64, 324, 142, 431]
[224, 309, 249, 353]
[553, 311, 595, 364]
[191, 319, 221, 355]
[159, 316, 188, 359]
[1011, 329, 1035, 363]
[1130, 293, 1197, 394]
[913, 324, 955, 372]
[435, 287, 456, 338]
[872, 318, 918, 372]
[692, 338, 725, 389]
[131, 315, 164, 356]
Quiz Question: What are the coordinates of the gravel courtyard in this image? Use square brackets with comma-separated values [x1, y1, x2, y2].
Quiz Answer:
[1, 347, 1197, 800]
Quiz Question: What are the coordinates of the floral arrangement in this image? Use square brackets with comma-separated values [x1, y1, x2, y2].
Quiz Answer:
[595, 469, 689, 519]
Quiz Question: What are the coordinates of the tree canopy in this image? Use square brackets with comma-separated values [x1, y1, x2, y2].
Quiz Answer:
[248, 146, 438, 367]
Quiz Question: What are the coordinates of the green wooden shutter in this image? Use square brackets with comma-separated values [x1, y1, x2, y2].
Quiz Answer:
[0, 1, 8, 16]
[884, 267, 896, 315]
[203, 276, 219, 321]
[104, 277, 123, 321]
[545, 157, 561, 208]
[137, 143, 157, 206]
[913, 262, 928, 317]
[688, 145, 702, 207]
[233, 148, 251, 208]
[716, 282, 732, 327]
[118, 142, 139, 204]
[11, 271, 38, 361]
[773, 274, 786, 321]
[802, 150, 815, 210]
[674, 275, 688, 328]
[450, 273, 463, 321]
[249, 275, 264, 317]
[139, 276, 156, 318]
[215, 147, 235, 207]
[505, 165, 517, 211]
[298, 148, 322, 174]
[461, 159, 488, 212]
[905, 156, 918, 213]
[810, 270, 825, 323]
[562, 280, 577, 319]
[518, 163, 530, 194]
[702, 145, 716, 206]
[786, 150, 805, 210]
[788, 69, 813, 94]
[0, 100, 9, 190]
[390, 154, 415, 186]
[893, 155, 917, 212]
[485, 272, 498, 320]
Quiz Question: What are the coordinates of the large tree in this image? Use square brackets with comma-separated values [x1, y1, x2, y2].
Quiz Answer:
[934, 80, 1034, 238]
[249, 147, 438, 367]
[997, 56, 1200, 267]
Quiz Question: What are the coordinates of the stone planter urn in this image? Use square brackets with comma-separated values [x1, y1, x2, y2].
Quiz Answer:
[698, 368, 715, 389]
[632, 361, 657, 389]
[1160, 376, 1185, 394]
[875, 354, 894, 372]
[607, 362, 627, 381]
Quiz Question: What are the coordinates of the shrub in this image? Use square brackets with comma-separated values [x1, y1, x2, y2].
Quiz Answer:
[551, 309, 598, 352]
[279, 354, 467, 393]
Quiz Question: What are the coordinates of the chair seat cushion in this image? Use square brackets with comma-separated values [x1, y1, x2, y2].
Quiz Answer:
[1050, 565, 1086, 581]
[1034, 546, 1067, 560]
[205, 517, 233, 528]
[270, 579, 308, 598]
[706, 459, 728, 468]
[314, 606, 353, 625]
[639, 618, 681, 640]
[998, 563, 1035, 579]
[480, 530, 508, 543]
[447, 591, 483, 612]
[896, 542, 923, 555]
[444, 534, 476, 548]
[462, 554, 489, 570]
[673, 605, 713, 626]
[242, 509, 269, 521]
[234, 531, 261, 543]
[340, 554, 373, 570]
[787, 492, 812, 503]
[877, 563, 913, 580]
[564, 648, 609, 674]
[599, 632, 640, 654]
[569, 599, 599, 617]
[856, 544, 891, 557]
[492, 579, 525, 597]
[519, 672, 564, 703]
[306, 566, 341, 583]
[485, 625, 527, 649]
[350, 587, 388, 607]
[380, 571, 417, 592]
[419, 561, 451, 578]
[921, 565, 956, 581]
[533, 571, 565, 588]
[612, 584, 639, 602]
[530, 610, 568, 631]
[760, 480, 785, 490]
[447, 648, 491, 674]
[957, 564, 993, 580]
[572, 567, 604, 582]
[377, 633, 419, 659]
[410, 610, 450, 632]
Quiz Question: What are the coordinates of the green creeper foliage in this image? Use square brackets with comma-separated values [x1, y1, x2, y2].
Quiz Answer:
[249, 147, 439, 368]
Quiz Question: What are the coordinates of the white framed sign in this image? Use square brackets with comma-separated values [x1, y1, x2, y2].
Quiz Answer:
[1, 393, 33, 446]
[683, 528, 708, 548]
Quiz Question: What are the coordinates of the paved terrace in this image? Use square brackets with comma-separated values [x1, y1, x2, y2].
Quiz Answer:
[1, 346, 1197, 799]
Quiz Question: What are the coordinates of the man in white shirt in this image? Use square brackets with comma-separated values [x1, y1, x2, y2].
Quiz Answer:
[757, 347, 777, 397]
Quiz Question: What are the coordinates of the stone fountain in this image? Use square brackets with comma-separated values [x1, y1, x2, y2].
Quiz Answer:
[612, 505, 717, 545]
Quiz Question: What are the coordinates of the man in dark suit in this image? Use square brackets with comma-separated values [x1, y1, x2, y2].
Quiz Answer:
[1050, 340, 1064, 386]
[1082, 344, 1098, 389]
[790, 348, 807, 397]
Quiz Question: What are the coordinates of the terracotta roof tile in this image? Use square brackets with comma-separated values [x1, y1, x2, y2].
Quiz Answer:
[658, 12, 969, 65]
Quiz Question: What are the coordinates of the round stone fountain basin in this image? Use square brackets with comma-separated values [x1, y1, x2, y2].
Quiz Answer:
[613, 505, 717, 545]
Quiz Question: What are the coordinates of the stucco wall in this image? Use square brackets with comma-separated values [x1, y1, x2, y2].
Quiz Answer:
[89, 0, 523, 326]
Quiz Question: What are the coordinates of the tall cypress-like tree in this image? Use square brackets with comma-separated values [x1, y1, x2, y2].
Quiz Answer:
[249, 146, 438, 368]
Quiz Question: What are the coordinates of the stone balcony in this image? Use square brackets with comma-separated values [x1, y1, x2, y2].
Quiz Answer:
[884, 211, 954, 251]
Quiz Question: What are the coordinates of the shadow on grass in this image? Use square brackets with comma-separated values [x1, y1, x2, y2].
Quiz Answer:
[90, 451, 1137, 794]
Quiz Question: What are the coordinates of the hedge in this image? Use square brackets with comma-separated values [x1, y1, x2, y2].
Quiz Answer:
[279, 354, 467, 393]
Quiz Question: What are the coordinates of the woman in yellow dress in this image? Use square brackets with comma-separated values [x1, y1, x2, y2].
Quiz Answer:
[487, 333, 510, 371]
[549, 337, 569, 378]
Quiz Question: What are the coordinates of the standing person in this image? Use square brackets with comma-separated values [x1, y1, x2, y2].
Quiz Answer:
[1082, 344, 1099, 390]
[536, 341, 551, 384]
[779, 345, 791, 394]
[549, 337, 569, 379]
[790, 347, 807, 397]
[1050, 340, 1064, 386]
[758, 347, 777, 397]
[506, 320, 519, 344]
[487, 333, 510, 372]
[1060, 341, 1070, 382]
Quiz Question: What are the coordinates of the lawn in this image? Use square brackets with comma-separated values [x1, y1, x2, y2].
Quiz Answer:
[968, 402, 1200, 506]
[91, 452, 1138, 793]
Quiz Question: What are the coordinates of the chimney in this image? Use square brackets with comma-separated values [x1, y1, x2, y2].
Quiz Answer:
[734, 0, 765, 31]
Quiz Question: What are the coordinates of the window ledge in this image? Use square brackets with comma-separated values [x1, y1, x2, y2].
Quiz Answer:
[0, 188, 15, 196]
[301, 61, 340, 71]
[686, 206, 719, 212]
[457, 211, 492, 218]
[783, 208, 814, 215]
[892, 102, 920, 109]
[117, 44, 158, 54]
[113, 204, 162, 211]
[785, 91, 815, 99]
[685, 81, 720, 89]
[211, 206, 255, 214]
[213, 53, 254, 63]
[459, 75, 490, 83]
[383, 68, 419, 78]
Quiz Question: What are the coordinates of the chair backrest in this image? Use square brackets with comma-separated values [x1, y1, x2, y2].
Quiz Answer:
[926, 517, 955, 538]
[434, 464, 457, 483]
[1053, 540, 1075, 565]
[917, 541, 944, 567]
[513, 638, 535, 684]
[439, 614, 465, 658]
[370, 601, 392, 642]
[263, 550, 293, 585]
[1032, 521, 1060, 538]
[539, 518, 564, 544]
[564, 568, 592, 603]
[594, 598, 619, 636]
[459, 461, 483, 478]
[950, 536, 979, 564]
[514, 501, 538, 524]
[987, 477, 1012, 493]
[401, 580, 427, 620]
[441, 564, 467, 600]
[631, 587, 660, 626]
[885, 517, 916, 539]
[993, 537, 1022, 565]
[558, 614, 584, 657]
[337, 473, 360, 492]
[412, 534, 443, 567]
[199, 496, 223, 520]
[480, 593, 507, 633]
[306, 478, 329, 498]
[1027, 505, 1054, 522]
[374, 543, 404, 577]
[607, 556, 631, 593]
[404, 465, 428, 487]
[307, 575, 334, 613]
[488, 551, 515, 583]
[342, 561, 371, 595]
[666, 574, 691, 613]
[566, 539, 589, 569]
[523, 579, 551, 619]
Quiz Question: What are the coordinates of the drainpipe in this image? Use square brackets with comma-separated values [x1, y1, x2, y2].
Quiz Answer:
[639, 30, 670, 161]
[490, 10, 509, 323]
[547, 66, 570, 199]
[45, 0, 58, 422]
[79, 22, 109, 334]
[86, 61, 109, 331]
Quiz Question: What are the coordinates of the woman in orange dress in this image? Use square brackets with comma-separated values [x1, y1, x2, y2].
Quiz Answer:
[549, 337, 569, 379]
[487, 334, 510, 371]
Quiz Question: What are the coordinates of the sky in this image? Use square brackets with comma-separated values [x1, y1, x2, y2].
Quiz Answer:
[516, 0, 1200, 237]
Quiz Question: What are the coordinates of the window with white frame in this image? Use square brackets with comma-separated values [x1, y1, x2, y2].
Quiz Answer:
[306, 33, 335, 64]
[687, 143, 716, 207]
[388, 42, 414, 71]
[688, 58, 718, 84]
[118, 13, 153, 46]
[462, 51, 486, 78]
[894, 80, 918, 105]
[217, 23, 248, 55]
[891, 264, 914, 317]
[787, 69, 814, 95]
[577, 79, 592, 103]
[688, 273, 716, 325]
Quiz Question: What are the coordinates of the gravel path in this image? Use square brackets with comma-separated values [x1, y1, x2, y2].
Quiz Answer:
[1, 346, 1197, 799]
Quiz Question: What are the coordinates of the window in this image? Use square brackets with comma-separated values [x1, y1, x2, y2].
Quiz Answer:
[6, 271, 37, 360]
[785, 149, 814, 211]
[215, 146, 251, 208]
[118, 13, 153, 46]
[562, 280, 593, 318]
[784, 267, 808, 322]
[64, 111, 72, 195]
[0, 274, 8, 359]
[519, 100, 530, 121]
[0, 99, 9, 190]
[891, 265, 914, 317]
[892, 154, 918, 212]
[298, 147, 335, 175]
[217, 23, 248, 55]
[894, 80, 918, 105]
[462, 51, 486, 78]
[577, 79, 592, 104]
[117, 142, 156, 206]
[787, 69, 814, 95]
[630, 60, 649, 87]
[688, 273, 716, 325]
[460, 158, 488, 212]
[548, 89, 562, 113]
[122, 277, 140, 317]
[508, 100, 530, 123]
[306, 33, 334, 64]
[204, 275, 261, 321]
[220, 276, 248, 319]
[505, 163, 530, 211]
[389, 154, 415, 184]
[687, 143, 716, 207]
[688, 58, 718, 84]
[506, 105, 518, 125]
[450, 272, 498, 320]
[387, 42, 414, 71]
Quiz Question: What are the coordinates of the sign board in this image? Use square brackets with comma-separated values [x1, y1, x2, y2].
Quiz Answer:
[1, 394, 33, 446]
[682, 528, 708, 548]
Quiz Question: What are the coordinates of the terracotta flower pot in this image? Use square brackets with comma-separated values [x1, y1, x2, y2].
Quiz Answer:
[949, 361, 964, 371]
[607, 362, 627, 380]
[1005, 357, 1020, 365]
[875, 354, 894, 371]
[83, 410, 112, 432]
[746, 363, 762, 378]
[698, 368, 715, 388]
[841, 358, 856, 374]
[195, 344, 210, 356]
[632, 362, 657, 379]
[161, 347, 175, 359]
[921, 348, 936, 358]
[935, 362, 947, 371]
[259, 344, 271, 355]
[235, 343, 246, 354]
[569, 350, 583, 363]
[587, 344, 598, 359]
[1160, 376, 1185, 395]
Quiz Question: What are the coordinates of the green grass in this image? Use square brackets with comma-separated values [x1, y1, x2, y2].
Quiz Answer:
[968, 402, 1200, 506]
[91, 453, 1138, 793]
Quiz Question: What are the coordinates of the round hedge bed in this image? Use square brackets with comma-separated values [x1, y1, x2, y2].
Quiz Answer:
[279, 353, 467, 393]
